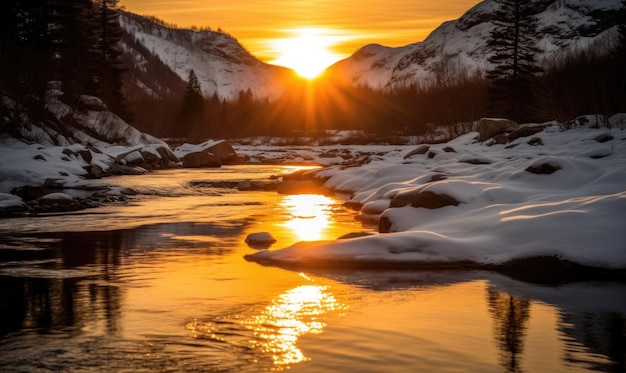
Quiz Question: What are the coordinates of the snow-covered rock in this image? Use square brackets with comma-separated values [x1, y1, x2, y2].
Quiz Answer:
[0, 193, 28, 216]
[245, 123, 626, 271]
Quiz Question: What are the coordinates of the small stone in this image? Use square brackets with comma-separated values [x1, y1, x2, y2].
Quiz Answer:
[593, 133, 614, 143]
[245, 232, 277, 249]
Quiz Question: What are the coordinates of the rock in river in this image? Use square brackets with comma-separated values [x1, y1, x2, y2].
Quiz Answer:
[245, 232, 277, 249]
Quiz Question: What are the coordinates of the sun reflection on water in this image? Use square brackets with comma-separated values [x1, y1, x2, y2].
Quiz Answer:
[281, 194, 335, 241]
[245, 277, 346, 367]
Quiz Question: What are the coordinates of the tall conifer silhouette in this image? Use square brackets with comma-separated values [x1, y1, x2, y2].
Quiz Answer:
[486, 0, 543, 121]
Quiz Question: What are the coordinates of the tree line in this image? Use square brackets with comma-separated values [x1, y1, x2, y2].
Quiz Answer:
[0, 0, 129, 136]
[2, 0, 625, 143]
[131, 0, 626, 142]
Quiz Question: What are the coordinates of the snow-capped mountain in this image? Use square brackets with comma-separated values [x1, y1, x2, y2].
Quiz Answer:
[327, 0, 622, 89]
[119, 12, 297, 100]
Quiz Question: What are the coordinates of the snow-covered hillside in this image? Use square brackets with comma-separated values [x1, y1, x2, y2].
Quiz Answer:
[327, 0, 622, 89]
[119, 12, 298, 101]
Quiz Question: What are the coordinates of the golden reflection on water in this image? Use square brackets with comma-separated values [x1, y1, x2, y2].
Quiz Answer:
[245, 274, 347, 367]
[281, 194, 335, 242]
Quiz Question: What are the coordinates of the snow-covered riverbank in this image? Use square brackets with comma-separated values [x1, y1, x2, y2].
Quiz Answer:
[2, 119, 626, 273]
[246, 124, 626, 273]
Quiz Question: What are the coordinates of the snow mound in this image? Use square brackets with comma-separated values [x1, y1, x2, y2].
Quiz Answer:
[246, 125, 626, 270]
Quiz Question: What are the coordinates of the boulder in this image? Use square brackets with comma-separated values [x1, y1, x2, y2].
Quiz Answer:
[390, 190, 460, 209]
[36, 192, 82, 212]
[0, 193, 29, 216]
[593, 133, 614, 143]
[11, 185, 46, 201]
[38, 192, 73, 204]
[120, 150, 145, 166]
[62, 148, 76, 157]
[404, 145, 430, 159]
[155, 146, 180, 164]
[507, 124, 548, 141]
[79, 95, 108, 111]
[526, 162, 561, 175]
[107, 164, 148, 175]
[459, 158, 491, 165]
[478, 118, 518, 142]
[205, 141, 238, 164]
[140, 149, 160, 165]
[491, 134, 509, 145]
[378, 215, 393, 233]
[83, 165, 104, 179]
[182, 151, 221, 168]
[77, 149, 93, 163]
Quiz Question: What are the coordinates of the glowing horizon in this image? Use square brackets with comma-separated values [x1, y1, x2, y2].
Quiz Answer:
[119, 0, 481, 77]
[268, 28, 352, 78]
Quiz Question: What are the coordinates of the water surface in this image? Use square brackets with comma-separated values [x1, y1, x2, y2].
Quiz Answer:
[0, 166, 624, 372]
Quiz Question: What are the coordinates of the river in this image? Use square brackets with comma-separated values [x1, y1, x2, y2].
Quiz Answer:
[0, 165, 624, 372]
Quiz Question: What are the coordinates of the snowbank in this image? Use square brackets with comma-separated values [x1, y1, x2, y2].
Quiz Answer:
[246, 126, 626, 270]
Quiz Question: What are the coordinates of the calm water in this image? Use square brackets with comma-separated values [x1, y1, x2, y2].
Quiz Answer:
[0, 166, 624, 372]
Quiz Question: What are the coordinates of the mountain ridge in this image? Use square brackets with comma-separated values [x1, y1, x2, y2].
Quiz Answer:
[326, 0, 622, 89]
[119, 11, 298, 101]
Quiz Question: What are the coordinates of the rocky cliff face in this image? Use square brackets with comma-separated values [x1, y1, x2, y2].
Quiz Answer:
[326, 0, 622, 89]
[119, 12, 298, 101]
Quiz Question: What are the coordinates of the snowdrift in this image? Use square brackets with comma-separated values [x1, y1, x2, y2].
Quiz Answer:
[246, 124, 626, 272]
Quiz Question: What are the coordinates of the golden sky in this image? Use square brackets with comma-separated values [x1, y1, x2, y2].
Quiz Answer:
[119, 0, 482, 76]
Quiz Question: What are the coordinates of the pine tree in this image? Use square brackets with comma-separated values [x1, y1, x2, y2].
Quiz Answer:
[620, 0, 626, 48]
[0, 0, 58, 122]
[93, 0, 131, 121]
[617, 0, 626, 113]
[174, 70, 204, 137]
[486, 0, 544, 121]
[56, 0, 99, 107]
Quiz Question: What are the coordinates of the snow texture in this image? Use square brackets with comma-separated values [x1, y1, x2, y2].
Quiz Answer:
[246, 125, 626, 270]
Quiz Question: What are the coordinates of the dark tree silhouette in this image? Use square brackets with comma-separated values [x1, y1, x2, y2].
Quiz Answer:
[616, 0, 626, 112]
[174, 70, 205, 137]
[620, 0, 626, 47]
[487, 287, 531, 373]
[0, 0, 58, 126]
[93, 0, 131, 122]
[486, 0, 543, 122]
[1, 0, 135, 139]
[56, 0, 100, 107]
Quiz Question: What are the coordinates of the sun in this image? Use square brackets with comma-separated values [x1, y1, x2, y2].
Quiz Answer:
[269, 28, 346, 79]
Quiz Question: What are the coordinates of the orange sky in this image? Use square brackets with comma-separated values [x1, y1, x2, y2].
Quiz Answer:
[119, 1, 482, 71]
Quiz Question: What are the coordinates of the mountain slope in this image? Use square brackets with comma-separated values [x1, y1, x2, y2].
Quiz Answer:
[119, 12, 298, 101]
[327, 0, 622, 89]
